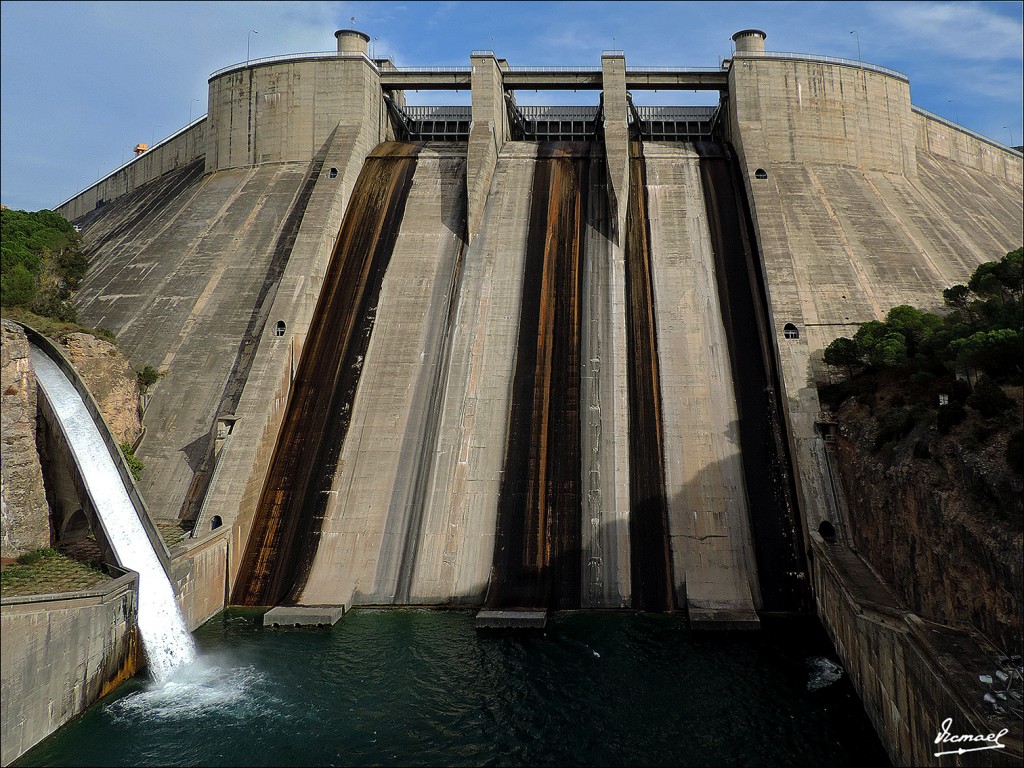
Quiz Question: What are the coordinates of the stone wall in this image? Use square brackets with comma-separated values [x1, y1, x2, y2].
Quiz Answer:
[0, 570, 139, 767]
[58, 333, 143, 447]
[0, 320, 50, 559]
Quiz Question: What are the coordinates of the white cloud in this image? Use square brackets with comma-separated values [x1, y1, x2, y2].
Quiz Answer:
[874, 1, 1023, 62]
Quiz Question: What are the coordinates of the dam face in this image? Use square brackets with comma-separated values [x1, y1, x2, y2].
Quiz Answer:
[56, 31, 1022, 632]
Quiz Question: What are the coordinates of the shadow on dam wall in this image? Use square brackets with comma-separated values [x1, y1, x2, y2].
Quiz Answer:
[625, 141, 674, 613]
[232, 141, 423, 607]
[693, 141, 810, 614]
[232, 137, 809, 615]
[483, 142, 590, 612]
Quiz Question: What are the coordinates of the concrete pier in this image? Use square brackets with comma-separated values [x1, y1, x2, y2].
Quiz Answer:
[296, 144, 467, 607]
[643, 143, 760, 627]
[410, 143, 538, 604]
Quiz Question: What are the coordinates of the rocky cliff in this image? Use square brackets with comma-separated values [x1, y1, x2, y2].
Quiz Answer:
[57, 333, 143, 447]
[1, 322, 145, 560]
[1, 321, 50, 559]
[831, 384, 1023, 656]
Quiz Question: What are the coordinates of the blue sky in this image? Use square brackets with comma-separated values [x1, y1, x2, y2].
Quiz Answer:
[1, 1, 1021, 212]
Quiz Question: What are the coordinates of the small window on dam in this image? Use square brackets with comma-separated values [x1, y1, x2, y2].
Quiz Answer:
[211, 515, 223, 530]
[783, 323, 799, 339]
[275, 321, 286, 337]
[818, 520, 836, 540]
[329, 167, 338, 178]
[754, 168, 768, 179]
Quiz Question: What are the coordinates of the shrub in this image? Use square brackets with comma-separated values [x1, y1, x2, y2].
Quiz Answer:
[966, 377, 1013, 418]
[1007, 430, 1024, 474]
[137, 365, 160, 389]
[873, 408, 915, 450]
[937, 402, 967, 434]
[1, 262, 37, 307]
[119, 441, 144, 480]
[15, 547, 60, 566]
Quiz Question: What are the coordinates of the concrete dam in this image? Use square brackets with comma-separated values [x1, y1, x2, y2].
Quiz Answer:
[21, 24, 1020, 764]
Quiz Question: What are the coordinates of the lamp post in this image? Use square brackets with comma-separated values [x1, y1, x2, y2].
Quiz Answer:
[1005, 126, 1015, 147]
[189, 98, 200, 123]
[947, 100, 959, 125]
[850, 30, 861, 66]
[247, 29, 258, 64]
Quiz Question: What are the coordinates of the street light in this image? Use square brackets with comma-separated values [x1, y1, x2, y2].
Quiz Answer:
[850, 30, 861, 66]
[1005, 126, 1016, 147]
[947, 100, 959, 125]
[247, 29, 258, 64]
[189, 98, 200, 123]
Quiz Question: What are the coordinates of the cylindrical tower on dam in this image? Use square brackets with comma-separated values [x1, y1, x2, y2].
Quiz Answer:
[335, 28, 370, 55]
[732, 29, 766, 54]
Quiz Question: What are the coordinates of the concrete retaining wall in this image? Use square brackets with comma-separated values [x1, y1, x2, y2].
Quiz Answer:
[810, 533, 1022, 767]
[913, 110, 1023, 184]
[170, 528, 229, 631]
[0, 570, 139, 767]
[56, 119, 207, 222]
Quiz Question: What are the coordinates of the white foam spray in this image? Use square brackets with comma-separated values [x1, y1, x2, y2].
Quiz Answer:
[31, 346, 197, 680]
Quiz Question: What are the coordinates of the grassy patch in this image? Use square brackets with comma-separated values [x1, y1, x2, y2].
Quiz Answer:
[154, 519, 190, 547]
[1, 547, 110, 597]
[0, 306, 116, 344]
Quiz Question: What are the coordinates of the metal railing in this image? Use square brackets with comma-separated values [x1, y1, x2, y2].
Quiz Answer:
[208, 50, 371, 79]
[55, 115, 207, 210]
[505, 65, 600, 72]
[386, 65, 471, 73]
[732, 50, 908, 82]
[628, 66, 723, 73]
[913, 106, 1023, 155]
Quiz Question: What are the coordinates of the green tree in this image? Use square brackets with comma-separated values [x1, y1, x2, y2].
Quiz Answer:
[1, 262, 37, 307]
[823, 336, 862, 379]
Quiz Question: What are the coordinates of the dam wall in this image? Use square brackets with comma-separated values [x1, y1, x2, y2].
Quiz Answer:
[0, 570, 140, 767]
[56, 119, 207, 223]
[726, 50, 1024, 541]
[70, 159, 315, 523]
[409, 143, 538, 604]
[13, 27, 1021, 765]
[727, 43, 1023, 767]
[640, 143, 760, 622]
[914, 108, 1023, 182]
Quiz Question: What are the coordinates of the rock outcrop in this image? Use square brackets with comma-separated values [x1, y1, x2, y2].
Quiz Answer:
[1, 320, 51, 559]
[832, 390, 1023, 656]
[58, 333, 142, 447]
